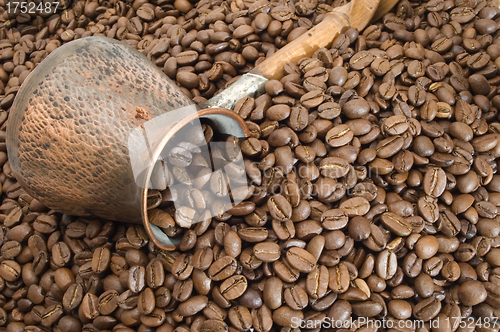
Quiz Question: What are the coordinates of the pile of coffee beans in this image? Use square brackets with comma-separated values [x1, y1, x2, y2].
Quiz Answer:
[3, 0, 500, 331]
[147, 120, 253, 235]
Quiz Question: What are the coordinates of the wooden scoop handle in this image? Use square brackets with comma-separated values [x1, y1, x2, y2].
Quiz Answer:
[250, 12, 350, 81]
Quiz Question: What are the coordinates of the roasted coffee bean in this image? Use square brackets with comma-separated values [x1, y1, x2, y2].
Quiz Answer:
[208, 256, 237, 281]
[325, 124, 353, 147]
[321, 209, 349, 230]
[286, 247, 316, 273]
[238, 227, 268, 243]
[81, 293, 100, 320]
[128, 266, 146, 293]
[220, 275, 247, 300]
[283, 285, 308, 310]
[62, 283, 83, 310]
[145, 259, 165, 289]
[319, 157, 349, 178]
[3, 1, 500, 330]
[415, 235, 439, 259]
[177, 295, 208, 316]
[251, 304, 273, 332]
[98, 289, 119, 315]
[376, 250, 398, 280]
[267, 194, 292, 221]
[263, 277, 283, 310]
[253, 242, 280, 262]
[41, 303, 63, 327]
[380, 212, 412, 236]
[328, 263, 350, 293]
[272, 305, 304, 328]
[459, 280, 487, 306]
[343, 98, 371, 119]
[423, 167, 447, 197]
[92, 246, 110, 274]
[418, 195, 439, 223]
[141, 307, 166, 327]
[339, 197, 370, 217]
[413, 296, 441, 321]
[229, 305, 253, 331]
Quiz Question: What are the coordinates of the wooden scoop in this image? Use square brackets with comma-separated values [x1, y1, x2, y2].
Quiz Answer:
[201, 0, 399, 109]
[252, 0, 383, 80]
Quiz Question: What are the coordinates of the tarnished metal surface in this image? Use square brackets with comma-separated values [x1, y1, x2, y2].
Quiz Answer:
[8, 36, 195, 223]
[200, 73, 269, 110]
[6, 37, 249, 250]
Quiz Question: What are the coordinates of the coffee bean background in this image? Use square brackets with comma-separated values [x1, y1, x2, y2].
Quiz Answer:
[2, 0, 500, 331]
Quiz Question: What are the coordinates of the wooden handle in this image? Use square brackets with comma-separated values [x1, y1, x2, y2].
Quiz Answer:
[250, 12, 350, 81]
[370, 0, 399, 23]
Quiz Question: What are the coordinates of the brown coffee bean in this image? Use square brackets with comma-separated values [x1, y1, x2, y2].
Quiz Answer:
[423, 167, 447, 197]
[223, 230, 241, 258]
[263, 277, 283, 310]
[283, 285, 308, 310]
[441, 260, 461, 282]
[41, 304, 63, 327]
[319, 157, 349, 178]
[266, 104, 290, 121]
[306, 265, 329, 299]
[321, 209, 349, 230]
[177, 295, 208, 316]
[52, 242, 71, 267]
[208, 256, 237, 281]
[81, 293, 100, 320]
[92, 246, 110, 274]
[388, 299, 412, 319]
[267, 194, 292, 221]
[235, 287, 261, 309]
[146, 259, 165, 289]
[349, 51, 374, 70]
[0, 260, 20, 282]
[193, 247, 213, 271]
[325, 124, 353, 147]
[220, 275, 247, 300]
[415, 235, 439, 259]
[253, 242, 280, 262]
[301, 90, 325, 108]
[343, 98, 371, 119]
[380, 212, 412, 236]
[418, 195, 439, 223]
[459, 280, 487, 306]
[271, 306, 304, 328]
[155, 287, 171, 308]
[351, 300, 383, 317]
[413, 296, 441, 321]
[288, 105, 309, 131]
[273, 258, 300, 283]
[286, 247, 316, 273]
[62, 283, 83, 310]
[238, 227, 268, 242]
[141, 307, 166, 327]
[328, 263, 350, 293]
[438, 209, 461, 237]
[128, 266, 146, 293]
[136, 287, 155, 315]
[376, 249, 398, 280]
[228, 305, 253, 330]
[98, 290, 119, 315]
[339, 197, 370, 217]
[251, 304, 273, 332]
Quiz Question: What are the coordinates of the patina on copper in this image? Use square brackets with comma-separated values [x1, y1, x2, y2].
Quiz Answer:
[6, 36, 248, 250]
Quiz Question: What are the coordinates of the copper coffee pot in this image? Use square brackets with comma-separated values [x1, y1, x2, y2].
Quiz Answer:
[6, 37, 250, 250]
